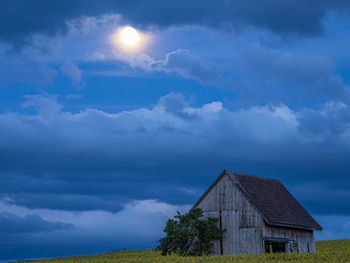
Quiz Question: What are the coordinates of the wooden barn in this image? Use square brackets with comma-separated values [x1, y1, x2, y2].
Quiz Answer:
[192, 170, 322, 255]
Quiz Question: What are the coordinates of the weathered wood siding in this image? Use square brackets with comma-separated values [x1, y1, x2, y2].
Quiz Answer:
[263, 225, 316, 253]
[197, 175, 265, 255]
[196, 174, 316, 255]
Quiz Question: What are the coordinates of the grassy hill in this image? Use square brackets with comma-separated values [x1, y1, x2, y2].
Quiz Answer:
[18, 239, 350, 263]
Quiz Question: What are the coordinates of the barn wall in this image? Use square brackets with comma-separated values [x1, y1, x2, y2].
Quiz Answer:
[197, 175, 265, 255]
[263, 225, 316, 253]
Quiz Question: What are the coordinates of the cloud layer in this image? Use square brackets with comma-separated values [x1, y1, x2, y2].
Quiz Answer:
[1, 93, 350, 214]
[90, 48, 220, 84]
[0, 199, 188, 261]
[1, 0, 350, 50]
[1, 92, 350, 259]
[0, 212, 72, 234]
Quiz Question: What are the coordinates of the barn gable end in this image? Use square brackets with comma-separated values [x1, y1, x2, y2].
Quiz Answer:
[192, 170, 321, 255]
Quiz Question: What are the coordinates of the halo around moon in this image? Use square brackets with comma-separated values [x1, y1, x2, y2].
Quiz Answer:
[110, 26, 149, 52]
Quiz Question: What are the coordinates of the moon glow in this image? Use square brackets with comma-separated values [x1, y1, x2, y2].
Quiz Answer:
[120, 26, 140, 46]
[110, 25, 149, 52]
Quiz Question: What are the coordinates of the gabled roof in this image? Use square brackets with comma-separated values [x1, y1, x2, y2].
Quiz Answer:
[193, 170, 322, 231]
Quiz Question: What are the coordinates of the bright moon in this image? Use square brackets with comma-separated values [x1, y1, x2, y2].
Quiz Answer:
[120, 26, 140, 46]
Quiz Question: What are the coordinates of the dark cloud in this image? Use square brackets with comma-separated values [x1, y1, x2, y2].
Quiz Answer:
[0, 212, 72, 234]
[245, 46, 335, 83]
[232, 45, 349, 105]
[0, 212, 73, 260]
[163, 49, 221, 84]
[4, 193, 126, 212]
[0, 200, 187, 261]
[0, 93, 350, 217]
[298, 101, 350, 136]
[1, 0, 350, 50]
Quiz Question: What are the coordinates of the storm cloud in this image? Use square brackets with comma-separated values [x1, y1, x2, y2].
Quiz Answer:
[1, 93, 350, 217]
[0, 199, 188, 261]
[1, 0, 350, 50]
[0, 212, 72, 234]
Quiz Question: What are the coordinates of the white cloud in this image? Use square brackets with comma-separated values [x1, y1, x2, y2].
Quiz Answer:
[66, 14, 123, 35]
[60, 60, 84, 88]
[0, 92, 311, 156]
[66, 94, 83, 100]
[88, 49, 220, 84]
[22, 94, 62, 122]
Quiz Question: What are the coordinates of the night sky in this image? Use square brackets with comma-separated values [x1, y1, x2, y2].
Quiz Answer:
[1, 1, 350, 261]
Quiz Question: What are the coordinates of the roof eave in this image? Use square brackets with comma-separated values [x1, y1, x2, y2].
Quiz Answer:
[265, 221, 323, 231]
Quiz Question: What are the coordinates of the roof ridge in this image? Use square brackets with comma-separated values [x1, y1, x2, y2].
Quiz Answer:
[224, 170, 279, 182]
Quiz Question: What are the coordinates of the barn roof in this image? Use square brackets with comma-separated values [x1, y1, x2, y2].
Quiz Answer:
[193, 170, 322, 231]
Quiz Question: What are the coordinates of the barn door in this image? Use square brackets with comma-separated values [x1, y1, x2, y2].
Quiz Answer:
[221, 210, 239, 254]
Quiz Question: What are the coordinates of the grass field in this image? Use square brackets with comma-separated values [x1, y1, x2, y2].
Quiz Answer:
[18, 239, 350, 263]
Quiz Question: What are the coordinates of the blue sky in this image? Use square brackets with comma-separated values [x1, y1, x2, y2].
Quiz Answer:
[1, 1, 350, 261]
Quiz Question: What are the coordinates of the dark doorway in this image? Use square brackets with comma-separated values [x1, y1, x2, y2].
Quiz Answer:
[265, 240, 286, 253]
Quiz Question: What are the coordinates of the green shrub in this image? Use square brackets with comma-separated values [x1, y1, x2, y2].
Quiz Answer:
[157, 208, 225, 256]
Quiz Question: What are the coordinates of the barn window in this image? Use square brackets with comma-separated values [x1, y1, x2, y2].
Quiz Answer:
[264, 237, 289, 253]
[264, 241, 286, 253]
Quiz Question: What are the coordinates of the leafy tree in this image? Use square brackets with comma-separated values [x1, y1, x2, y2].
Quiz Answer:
[157, 208, 225, 256]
